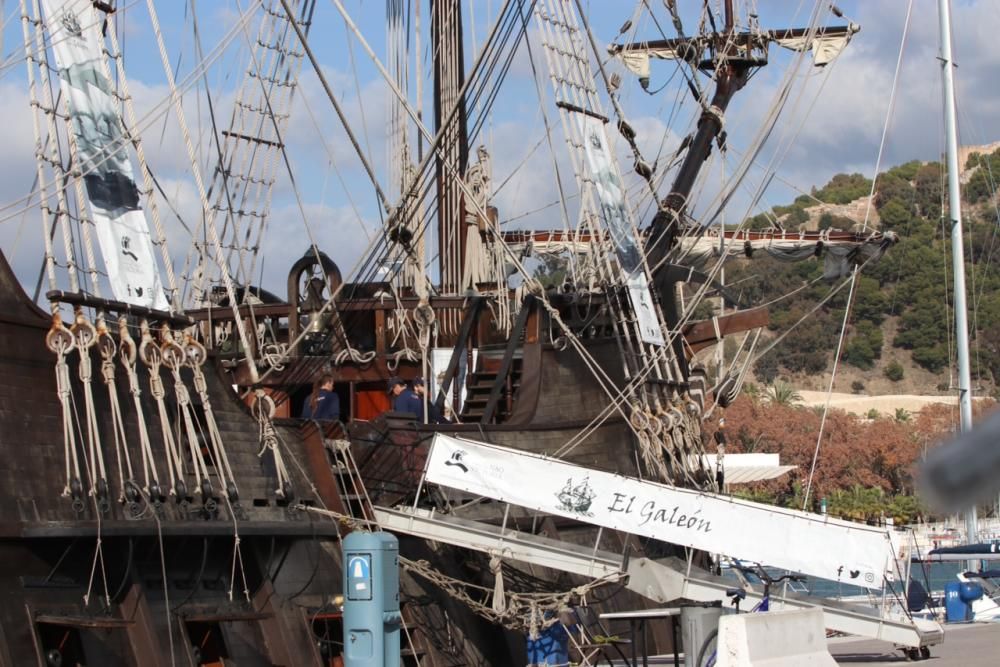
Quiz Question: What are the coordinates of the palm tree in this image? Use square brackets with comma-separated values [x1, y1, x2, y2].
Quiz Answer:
[766, 380, 802, 406]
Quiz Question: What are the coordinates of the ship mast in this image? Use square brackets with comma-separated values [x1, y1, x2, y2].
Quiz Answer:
[937, 0, 978, 562]
[611, 3, 859, 372]
[432, 0, 469, 298]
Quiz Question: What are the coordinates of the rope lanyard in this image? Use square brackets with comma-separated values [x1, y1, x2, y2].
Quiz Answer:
[159, 325, 213, 502]
[184, 334, 239, 502]
[118, 318, 161, 497]
[139, 320, 186, 500]
[252, 391, 293, 501]
[46, 314, 82, 501]
[96, 315, 135, 503]
[71, 310, 109, 504]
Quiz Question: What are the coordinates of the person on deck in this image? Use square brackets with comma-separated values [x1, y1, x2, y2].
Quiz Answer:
[301, 374, 340, 421]
[389, 377, 422, 415]
[412, 377, 446, 423]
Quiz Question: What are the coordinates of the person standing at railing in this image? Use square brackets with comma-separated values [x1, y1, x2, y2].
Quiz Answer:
[389, 376, 421, 415]
[412, 377, 446, 423]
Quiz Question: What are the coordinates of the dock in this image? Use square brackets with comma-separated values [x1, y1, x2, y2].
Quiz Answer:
[831, 623, 999, 665]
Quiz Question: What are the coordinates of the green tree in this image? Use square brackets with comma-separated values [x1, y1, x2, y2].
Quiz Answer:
[886, 160, 922, 182]
[815, 173, 873, 204]
[875, 173, 913, 209]
[754, 355, 779, 384]
[852, 276, 889, 325]
[878, 198, 913, 229]
[913, 163, 943, 217]
[884, 359, 904, 382]
[781, 207, 809, 227]
[767, 381, 802, 406]
[964, 149, 1000, 203]
[843, 319, 883, 369]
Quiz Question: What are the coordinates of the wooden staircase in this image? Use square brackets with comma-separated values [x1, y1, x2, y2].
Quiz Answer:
[460, 355, 523, 423]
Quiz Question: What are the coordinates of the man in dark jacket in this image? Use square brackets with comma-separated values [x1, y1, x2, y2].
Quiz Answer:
[412, 377, 445, 423]
[302, 374, 340, 421]
[389, 377, 422, 415]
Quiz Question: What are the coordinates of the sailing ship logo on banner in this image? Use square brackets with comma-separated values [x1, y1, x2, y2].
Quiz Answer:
[555, 476, 597, 516]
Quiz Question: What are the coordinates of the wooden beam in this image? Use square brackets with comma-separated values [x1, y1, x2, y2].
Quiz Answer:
[682, 307, 769, 355]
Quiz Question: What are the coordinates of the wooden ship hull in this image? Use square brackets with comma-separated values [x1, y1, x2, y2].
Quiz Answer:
[0, 0, 894, 663]
[0, 241, 734, 664]
[0, 250, 536, 665]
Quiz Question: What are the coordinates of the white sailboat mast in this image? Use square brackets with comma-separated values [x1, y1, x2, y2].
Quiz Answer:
[937, 0, 977, 556]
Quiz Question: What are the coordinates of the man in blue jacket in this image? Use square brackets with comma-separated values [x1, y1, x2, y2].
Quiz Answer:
[389, 376, 423, 416]
[412, 377, 446, 423]
[302, 374, 340, 421]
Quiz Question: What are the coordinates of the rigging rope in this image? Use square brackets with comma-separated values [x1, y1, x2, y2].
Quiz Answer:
[159, 325, 214, 502]
[22, 0, 78, 294]
[184, 334, 239, 502]
[71, 310, 109, 503]
[118, 317, 160, 496]
[96, 315, 135, 502]
[802, 0, 915, 511]
[145, 0, 261, 379]
[253, 390, 293, 500]
[140, 319, 186, 500]
[47, 313, 82, 501]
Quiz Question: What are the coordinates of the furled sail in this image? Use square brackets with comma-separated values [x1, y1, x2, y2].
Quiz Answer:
[613, 24, 860, 80]
[41, 0, 168, 310]
[771, 27, 858, 66]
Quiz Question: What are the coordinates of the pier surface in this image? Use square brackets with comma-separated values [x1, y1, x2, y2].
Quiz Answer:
[831, 623, 999, 665]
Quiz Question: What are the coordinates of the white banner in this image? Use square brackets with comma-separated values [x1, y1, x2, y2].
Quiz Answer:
[426, 434, 896, 588]
[576, 114, 663, 346]
[43, 0, 168, 310]
[627, 273, 666, 346]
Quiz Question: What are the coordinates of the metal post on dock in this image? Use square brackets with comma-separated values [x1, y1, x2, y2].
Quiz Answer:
[342, 531, 401, 667]
[936, 0, 978, 569]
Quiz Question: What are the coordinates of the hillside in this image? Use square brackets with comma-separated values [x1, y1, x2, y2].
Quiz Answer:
[708, 143, 1000, 399]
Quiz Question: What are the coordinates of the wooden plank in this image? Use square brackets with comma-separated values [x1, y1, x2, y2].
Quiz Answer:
[682, 307, 769, 355]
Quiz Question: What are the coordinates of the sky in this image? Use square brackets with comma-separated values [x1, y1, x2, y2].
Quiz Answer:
[0, 0, 998, 302]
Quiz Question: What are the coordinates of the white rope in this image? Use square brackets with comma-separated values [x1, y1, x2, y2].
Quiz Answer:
[0, 0, 260, 235]
[46, 315, 81, 496]
[159, 325, 213, 498]
[24, 0, 78, 293]
[104, 19, 180, 307]
[184, 334, 239, 500]
[803, 0, 914, 511]
[253, 390, 293, 499]
[71, 310, 109, 497]
[60, 97, 102, 298]
[118, 317, 160, 493]
[144, 0, 260, 379]
[96, 315, 134, 501]
[139, 320, 186, 498]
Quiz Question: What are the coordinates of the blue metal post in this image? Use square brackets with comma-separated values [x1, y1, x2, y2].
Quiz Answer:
[343, 531, 401, 667]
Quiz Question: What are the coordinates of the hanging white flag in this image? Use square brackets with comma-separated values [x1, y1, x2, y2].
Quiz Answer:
[42, 0, 168, 310]
[576, 114, 664, 345]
